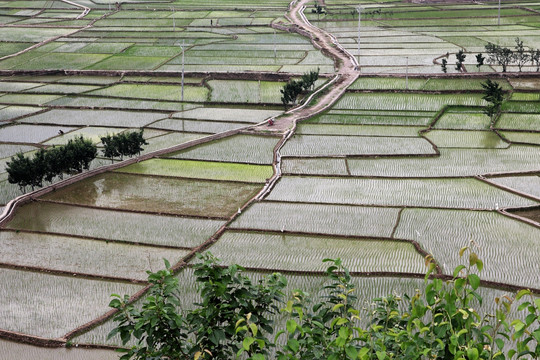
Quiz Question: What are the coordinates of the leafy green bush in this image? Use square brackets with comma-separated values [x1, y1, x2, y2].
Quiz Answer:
[109, 248, 539, 360]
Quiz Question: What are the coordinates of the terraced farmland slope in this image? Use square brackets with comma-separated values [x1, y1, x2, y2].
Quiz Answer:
[0, 0, 539, 357]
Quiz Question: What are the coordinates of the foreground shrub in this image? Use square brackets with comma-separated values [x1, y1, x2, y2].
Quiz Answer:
[109, 248, 539, 359]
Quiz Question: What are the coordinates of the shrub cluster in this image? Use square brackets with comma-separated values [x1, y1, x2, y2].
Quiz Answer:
[280, 69, 319, 107]
[6, 136, 96, 192]
[101, 130, 148, 162]
[109, 248, 540, 360]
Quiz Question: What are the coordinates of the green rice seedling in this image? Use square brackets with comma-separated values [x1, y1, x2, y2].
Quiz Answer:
[394, 208, 540, 289]
[41, 172, 262, 218]
[0, 179, 24, 205]
[168, 134, 278, 164]
[208, 80, 283, 104]
[0, 93, 64, 105]
[230, 202, 399, 238]
[8, 53, 111, 71]
[0, 144, 37, 159]
[137, 132, 206, 154]
[84, 56, 170, 71]
[424, 130, 509, 149]
[208, 231, 425, 273]
[266, 176, 537, 209]
[44, 127, 125, 146]
[172, 107, 281, 123]
[334, 93, 486, 112]
[349, 77, 427, 90]
[0, 27, 73, 42]
[150, 118, 247, 133]
[20, 109, 167, 128]
[77, 42, 133, 54]
[281, 158, 349, 176]
[347, 145, 540, 177]
[46, 96, 199, 112]
[280, 134, 436, 157]
[0, 82, 43, 92]
[87, 84, 209, 103]
[487, 175, 540, 199]
[423, 78, 511, 91]
[118, 159, 273, 183]
[0, 42, 33, 57]
[0, 230, 189, 281]
[0, 124, 76, 143]
[0, 268, 143, 338]
[23, 84, 101, 94]
[508, 77, 540, 90]
[496, 113, 540, 131]
[309, 113, 434, 126]
[499, 131, 540, 145]
[54, 76, 120, 85]
[433, 110, 491, 130]
[0, 106, 43, 121]
[7, 201, 223, 248]
[296, 124, 424, 136]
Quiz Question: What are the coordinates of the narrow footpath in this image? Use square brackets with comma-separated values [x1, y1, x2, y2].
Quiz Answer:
[255, 0, 359, 132]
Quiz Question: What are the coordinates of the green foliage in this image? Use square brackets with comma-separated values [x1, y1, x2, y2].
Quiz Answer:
[485, 42, 515, 73]
[281, 69, 319, 107]
[110, 250, 540, 360]
[101, 129, 148, 162]
[481, 79, 504, 122]
[476, 53, 485, 70]
[6, 136, 96, 192]
[514, 37, 529, 73]
[441, 58, 448, 73]
[455, 49, 466, 72]
[109, 253, 287, 360]
[530, 48, 540, 72]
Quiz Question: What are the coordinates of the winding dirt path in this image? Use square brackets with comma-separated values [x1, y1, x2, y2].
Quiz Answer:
[255, 0, 359, 133]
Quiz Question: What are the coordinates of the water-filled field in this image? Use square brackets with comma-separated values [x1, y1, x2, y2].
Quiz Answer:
[0, 0, 539, 356]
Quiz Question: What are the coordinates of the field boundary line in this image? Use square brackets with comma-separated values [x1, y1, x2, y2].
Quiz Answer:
[0, 262, 146, 285]
[0, 228, 194, 251]
[476, 175, 540, 202]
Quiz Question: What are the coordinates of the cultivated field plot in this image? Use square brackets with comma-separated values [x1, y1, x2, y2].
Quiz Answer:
[280, 134, 436, 157]
[0, 268, 143, 338]
[0, 75, 284, 207]
[313, 1, 540, 74]
[167, 134, 279, 164]
[5, 201, 224, 248]
[266, 176, 537, 209]
[208, 231, 425, 273]
[0, 230, 189, 281]
[0, 5, 333, 74]
[230, 202, 400, 238]
[40, 172, 263, 218]
[394, 208, 540, 289]
[117, 158, 273, 183]
[1, 0, 540, 355]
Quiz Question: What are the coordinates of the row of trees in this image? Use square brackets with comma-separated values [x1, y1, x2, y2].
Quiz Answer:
[280, 69, 320, 107]
[442, 37, 540, 73]
[101, 130, 148, 162]
[6, 130, 148, 192]
[6, 136, 97, 192]
[109, 249, 540, 360]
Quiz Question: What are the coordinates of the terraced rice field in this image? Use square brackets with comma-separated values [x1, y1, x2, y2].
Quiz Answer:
[0, 0, 540, 357]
